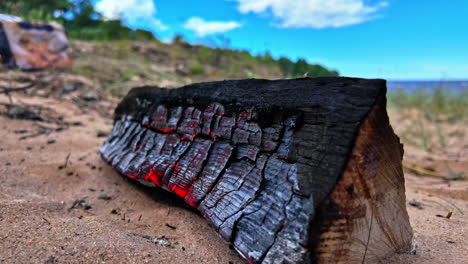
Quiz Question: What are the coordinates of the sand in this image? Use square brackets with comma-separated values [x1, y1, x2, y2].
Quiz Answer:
[0, 93, 467, 263]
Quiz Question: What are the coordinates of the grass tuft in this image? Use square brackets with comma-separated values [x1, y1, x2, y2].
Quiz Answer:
[387, 87, 468, 123]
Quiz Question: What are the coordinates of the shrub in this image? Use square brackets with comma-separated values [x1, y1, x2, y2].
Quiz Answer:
[190, 65, 205, 75]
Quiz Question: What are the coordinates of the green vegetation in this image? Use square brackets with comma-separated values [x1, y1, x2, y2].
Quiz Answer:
[278, 57, 339, 78]
[387, 88, 468, 123]
[190, 65, 205, 75]
[387, 88, 468, 151]
[0, 0, 73, 22]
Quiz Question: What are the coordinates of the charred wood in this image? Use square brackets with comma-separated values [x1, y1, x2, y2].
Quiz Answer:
[100, 77, 412, 263]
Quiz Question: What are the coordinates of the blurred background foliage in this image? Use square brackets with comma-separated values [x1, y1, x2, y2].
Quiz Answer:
[0, 0, 338, 78]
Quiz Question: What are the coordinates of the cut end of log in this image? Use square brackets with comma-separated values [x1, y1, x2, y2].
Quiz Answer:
[310, 94, 413, 263]
[99, 77, 413, 263]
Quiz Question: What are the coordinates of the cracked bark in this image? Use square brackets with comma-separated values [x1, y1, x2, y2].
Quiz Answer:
[99, 77, 413, 263]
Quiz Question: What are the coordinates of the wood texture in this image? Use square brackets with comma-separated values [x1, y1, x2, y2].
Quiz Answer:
[310, 94, 413, 263]
[99, 77, 412, 263]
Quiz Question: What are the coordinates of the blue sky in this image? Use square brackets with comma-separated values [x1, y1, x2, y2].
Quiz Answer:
[94, 0, 468, 80]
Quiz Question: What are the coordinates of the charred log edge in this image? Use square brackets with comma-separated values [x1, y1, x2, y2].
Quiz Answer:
[118, 166, 200, 212]
[137, 107, 305, 146]
[113, 77, 386, 125]
[309, 93, 413, 263]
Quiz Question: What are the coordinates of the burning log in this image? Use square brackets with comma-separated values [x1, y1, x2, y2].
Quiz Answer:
[100, 77, 413, 263]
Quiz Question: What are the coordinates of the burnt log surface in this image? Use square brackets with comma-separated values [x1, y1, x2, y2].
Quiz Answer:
[99, 77, 412, 263]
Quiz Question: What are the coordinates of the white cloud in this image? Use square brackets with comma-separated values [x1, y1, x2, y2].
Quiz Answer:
[184, 17, 242, 37]
[231, 0, 387, 28]
[95, 0, 167, 31]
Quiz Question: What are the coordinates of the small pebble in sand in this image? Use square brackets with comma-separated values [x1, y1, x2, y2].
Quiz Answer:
[409, 200, 424, 209]
[97, 131, 109, 137]
[98, 194, 112, 200]
[69, 199, 92, 211]
[69, 121, 83, 126]
[5, 162, 11, 166]
[165, 223, 177, 230]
